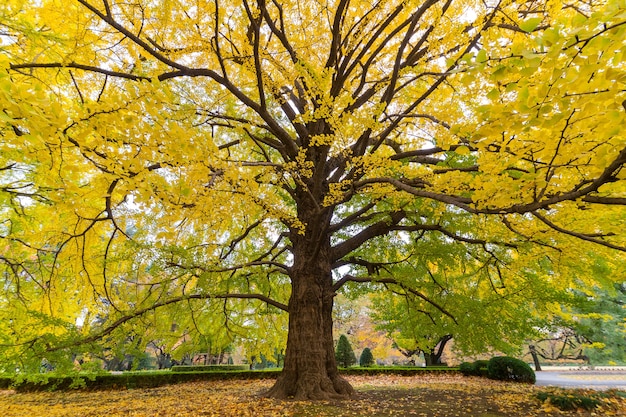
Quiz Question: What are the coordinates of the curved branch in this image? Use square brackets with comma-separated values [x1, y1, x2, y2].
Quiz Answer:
[328, 201, 377, 233]
[532, 211, 625, 252]
[10, 62, 149, 81]
[331, 210, 405, 261]
[220, 220, 263, 260]
[359, 143, 626, 214]
[168, 259, 290, 275]
[332, 274, 457, 324]
[46, 292, 288, 353]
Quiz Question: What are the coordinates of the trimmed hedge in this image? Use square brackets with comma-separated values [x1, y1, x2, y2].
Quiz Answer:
[339, 366, 457, 377]
[171, 365, 248, 372]
[487, 356, 535, 384]
[0, 366, 459, 392]
[2, 370, 282, 392]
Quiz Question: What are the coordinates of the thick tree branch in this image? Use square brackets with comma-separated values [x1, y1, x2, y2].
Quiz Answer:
[390, 224, 516, 248]
[582, 196, 626, 205]
[354, 177, 474, 210]
[331, 210, 405, 261]
[359, 144, 626, 215]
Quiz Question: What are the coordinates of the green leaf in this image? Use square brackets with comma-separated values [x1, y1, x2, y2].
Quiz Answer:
[487, 88, 499, 101]
[476, 49, 488, 63]
[519, 18, 542, 33]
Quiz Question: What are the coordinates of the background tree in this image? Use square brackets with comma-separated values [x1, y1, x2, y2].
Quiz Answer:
[359, 347, 375, 367]
[335, 334, 357, 368]
[574, 283, 626, 364]
[368, 229, 578, 363]
[528, 282, 626, 365]
[332, 295, 397, 363]
[1, 0, 626, 400]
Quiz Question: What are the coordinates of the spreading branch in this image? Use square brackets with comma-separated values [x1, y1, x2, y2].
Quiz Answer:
[45, 292, 288, 353]
[332, 274, 457, 324]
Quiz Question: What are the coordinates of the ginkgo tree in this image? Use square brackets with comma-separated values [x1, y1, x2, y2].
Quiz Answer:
[1, 0, 625, 400]
[369, 237, 591, 365]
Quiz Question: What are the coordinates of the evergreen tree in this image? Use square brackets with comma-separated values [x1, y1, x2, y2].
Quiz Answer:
[359, 348, 375, 367]
[335, 335, 356, 368]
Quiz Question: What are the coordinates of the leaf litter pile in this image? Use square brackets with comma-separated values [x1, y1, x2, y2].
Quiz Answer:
[1, 374, 624, 417]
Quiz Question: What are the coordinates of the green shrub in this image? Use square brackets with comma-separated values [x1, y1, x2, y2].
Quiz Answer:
[0, 376, 12, 389]
[8, 369, 282, 391]
[459, 360, 489, 377]
[3, 367, 461, 392]
[536, 391, 601, 411]
[459, 362, 473, 376]
[472, 360, 490, 377]
[335, 335, 357, 368]
[359, 348, 375, 367]
[487, 356, 535, 383]
[338, 367, 457, 377]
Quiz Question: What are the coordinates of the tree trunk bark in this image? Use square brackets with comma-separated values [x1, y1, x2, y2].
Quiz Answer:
[529, 345, 542, 371]
[265, 277, 354, 399]
[265, 204, 354, 399]
[424, 334, 452, 366]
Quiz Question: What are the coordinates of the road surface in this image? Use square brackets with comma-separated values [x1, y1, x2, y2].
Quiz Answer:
[534, 369, 626, 390]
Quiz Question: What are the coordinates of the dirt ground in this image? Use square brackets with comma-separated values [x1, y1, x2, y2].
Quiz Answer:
[0, 374, 624, 416]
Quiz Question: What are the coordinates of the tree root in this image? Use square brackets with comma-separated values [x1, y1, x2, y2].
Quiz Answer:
[265, 371, 354, 400]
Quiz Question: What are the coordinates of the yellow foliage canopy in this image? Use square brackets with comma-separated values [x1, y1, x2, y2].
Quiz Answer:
[0, 0, 625, 397]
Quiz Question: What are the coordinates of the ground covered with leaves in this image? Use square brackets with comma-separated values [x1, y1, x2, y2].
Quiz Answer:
[0, 375, 624, 416]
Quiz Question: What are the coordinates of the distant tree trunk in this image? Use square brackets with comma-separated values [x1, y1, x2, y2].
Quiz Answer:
[394, 344, 420, 365]
[266, 202, 353, 399]
[529, 345, 542, 371]
[424, 335, 452, 366]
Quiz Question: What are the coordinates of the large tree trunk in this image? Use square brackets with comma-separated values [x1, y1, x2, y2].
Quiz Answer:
[265, 275, 354, 399]
[266, 202, 354, 399]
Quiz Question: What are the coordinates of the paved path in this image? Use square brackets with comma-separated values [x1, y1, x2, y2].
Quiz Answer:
[535, 370, 626, 390]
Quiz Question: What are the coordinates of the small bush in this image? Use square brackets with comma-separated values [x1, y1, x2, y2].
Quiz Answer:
[472, 360, 490, 377]
[536, 391, 601, 411]
[487, 356, 535, 384]
[359, 348, 375, 367]
[0, 376, 13, 389]
[459, 362, 473, 376]
[459, 360, 489, 377]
